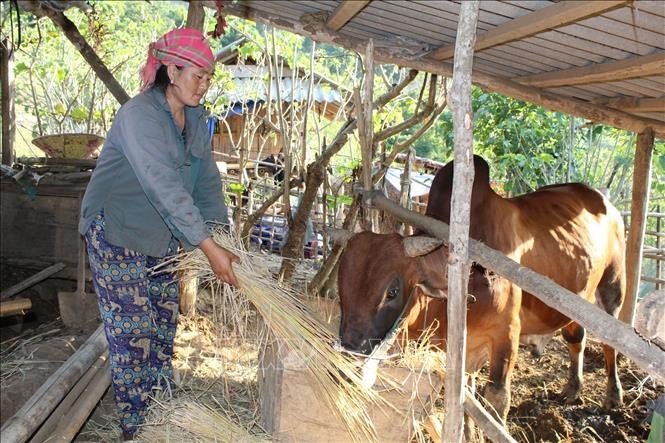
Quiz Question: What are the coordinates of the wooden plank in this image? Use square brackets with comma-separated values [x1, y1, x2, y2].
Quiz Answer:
[516, 52, 665, 87]
[429, 1, 629, 60]
[363, 190, 665, 381]
[620, 128, 655, 325]
[0, 298, 32, 317]
[593, 97, 665, 113]
[1, 38, 15, 165]
[326, 0, 371, 31]
[0, 262, 66, 300]
[444, 3, 479, 442]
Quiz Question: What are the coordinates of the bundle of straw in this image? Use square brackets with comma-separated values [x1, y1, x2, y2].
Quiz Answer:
[160, 228, 393, 442]
[141, 399, 266, 443]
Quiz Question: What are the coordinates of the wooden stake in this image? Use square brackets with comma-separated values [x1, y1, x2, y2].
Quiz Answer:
[620, 128, 655, 325]
[444, 3, 480, 443]
[186, 0, 206, 30]
[464, 390, 517, 443]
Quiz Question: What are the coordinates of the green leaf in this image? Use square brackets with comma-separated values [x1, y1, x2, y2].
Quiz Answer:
[71, 107, 88, 122]
[228, 183, 245, 193]
[54, 103, 66, 115]
[15, 62, 29, 76]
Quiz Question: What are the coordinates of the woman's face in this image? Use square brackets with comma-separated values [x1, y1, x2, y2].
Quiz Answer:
[168, 65, 214, 107]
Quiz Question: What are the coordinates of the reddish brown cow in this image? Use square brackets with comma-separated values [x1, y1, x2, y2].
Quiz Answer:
[338, 155, 625, 423]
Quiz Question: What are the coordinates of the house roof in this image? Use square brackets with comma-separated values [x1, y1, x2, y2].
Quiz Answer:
[210, 0, 665, 138]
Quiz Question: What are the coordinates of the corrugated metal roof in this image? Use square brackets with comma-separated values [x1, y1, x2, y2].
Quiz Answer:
[211, 0, 665, 136]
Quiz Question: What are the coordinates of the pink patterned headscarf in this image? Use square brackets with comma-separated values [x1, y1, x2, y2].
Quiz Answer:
[140, 28, 215, 91]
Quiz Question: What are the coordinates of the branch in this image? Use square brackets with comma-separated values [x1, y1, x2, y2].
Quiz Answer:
[21, 1, 130, 105]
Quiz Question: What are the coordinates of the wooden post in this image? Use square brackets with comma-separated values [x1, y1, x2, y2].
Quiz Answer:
[444, 3, 480, 443]
[186, 0, 206, 30]
[1, 38, 15, 165]
[620, 128, 655, 325]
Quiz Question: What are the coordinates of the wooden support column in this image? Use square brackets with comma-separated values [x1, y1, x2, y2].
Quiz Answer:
[186, 0, 206, 30]
[1, 38, 15, 165]
[620, 128, 655, 325]
[444, 2, 479, 443]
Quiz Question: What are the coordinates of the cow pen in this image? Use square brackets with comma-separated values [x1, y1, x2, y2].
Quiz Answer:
[2, 1, 665, 443]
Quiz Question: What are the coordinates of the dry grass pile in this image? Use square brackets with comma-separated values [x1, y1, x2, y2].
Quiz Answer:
[149, 228, 394, 442]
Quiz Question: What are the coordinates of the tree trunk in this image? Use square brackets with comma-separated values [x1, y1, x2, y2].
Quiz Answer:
[186, 0, 206, 30]
[279, 119, 358, 282]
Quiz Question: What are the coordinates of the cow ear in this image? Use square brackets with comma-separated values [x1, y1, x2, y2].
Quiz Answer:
[403, 236, 444, 257]
[327, 228, 354, 246]
[414, 283, 447, 300]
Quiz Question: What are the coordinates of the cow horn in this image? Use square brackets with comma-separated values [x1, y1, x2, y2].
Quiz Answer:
[403, 236, 444, 257]
[327, 228, 354, 246]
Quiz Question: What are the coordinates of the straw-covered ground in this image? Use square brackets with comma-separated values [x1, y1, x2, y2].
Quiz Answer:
[0, 253, 661, 442]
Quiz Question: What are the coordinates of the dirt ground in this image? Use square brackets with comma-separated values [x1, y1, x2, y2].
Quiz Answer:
[1, 264, 662, 442]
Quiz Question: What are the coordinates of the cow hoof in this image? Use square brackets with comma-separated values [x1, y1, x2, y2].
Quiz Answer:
[560, 383, 582, 405]
[603, 390, 623, 410]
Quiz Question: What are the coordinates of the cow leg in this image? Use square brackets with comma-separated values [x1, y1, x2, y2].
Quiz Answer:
[596, 268, 624, 409]
[483, 342, 516, 422]
[561, 322, 585, 404]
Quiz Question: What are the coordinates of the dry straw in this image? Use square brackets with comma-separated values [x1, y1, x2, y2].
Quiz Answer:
[159, 227, 394, 442]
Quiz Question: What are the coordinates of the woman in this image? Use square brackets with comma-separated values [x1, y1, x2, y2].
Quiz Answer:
[78, 28, 239, 440]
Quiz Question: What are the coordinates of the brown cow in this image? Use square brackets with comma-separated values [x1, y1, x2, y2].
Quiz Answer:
[337, 155, 625, 423]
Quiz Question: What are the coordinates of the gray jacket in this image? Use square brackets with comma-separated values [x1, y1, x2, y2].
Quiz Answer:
[79, 87, 229, 257]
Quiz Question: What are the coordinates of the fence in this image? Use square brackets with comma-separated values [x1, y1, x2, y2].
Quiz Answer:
[622, 200, 665, 291]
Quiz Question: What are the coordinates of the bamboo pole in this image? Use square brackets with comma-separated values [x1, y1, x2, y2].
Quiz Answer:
[0, 298, 32, 317]
[443, 3, 480, 442]
[0, 324, 107, 443]
[47, 360, 111, 442]
[30, 351, 109, 443]
[620, 128, 655, 325]
[363, 190, 665, 381]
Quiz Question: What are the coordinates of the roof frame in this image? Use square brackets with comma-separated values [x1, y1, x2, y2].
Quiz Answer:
[515, 51, 665, 88]
[428, 0, 630, 61]
[217, 2, 665, 139]
[326, 1, 372, 32]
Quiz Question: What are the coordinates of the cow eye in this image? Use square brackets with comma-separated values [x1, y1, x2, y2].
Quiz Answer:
[386, 283, 400, 300]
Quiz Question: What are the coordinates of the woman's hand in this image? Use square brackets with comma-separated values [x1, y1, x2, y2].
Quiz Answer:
[199, 237, 240, 287]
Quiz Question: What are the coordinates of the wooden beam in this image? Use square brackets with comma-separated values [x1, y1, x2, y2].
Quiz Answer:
[444, 4, 479, 443]
[428, 0, 629, 61]
[326, 0, 371, 31]
[516, 52, 665, 88]
[363, 190, 665, 381]
[464, 390, 517, 443]
[0, 262, 66, 300]
[593, 97, 665, 113]
[620, 128, 655, 325]
[1, 38, 15, 165]
[219, 4, 665, 139]
[186, 0, 206, 30]
[20, 1, 130, 105]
